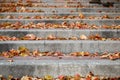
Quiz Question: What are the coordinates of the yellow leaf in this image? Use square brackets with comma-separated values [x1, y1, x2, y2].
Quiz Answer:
[44, 75, 53, 80]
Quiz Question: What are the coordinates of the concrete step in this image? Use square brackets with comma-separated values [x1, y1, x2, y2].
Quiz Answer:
[0, 2, 98, 5]
[1, 3, 118, 8]
[0, 7, 119, 13]
[0, 19, 119, 26]
[38, 0, 120, 3]
[0, 0, 119, 78]
[0, 13, 120, 19]
[0, 40, 120, 53]
[0, 0, 119, 3]
[0, 2, 119, 8]
[0, 12, 120, 15]
[0, 12, 119, 15]
[76, 8, 120, 13]
[0, 0, 85, 3]
[114, 3, 120, 8]
[0, 29, 119, 38]
[0, 21, 119, 30]
[19, 7, 120, 11]
[0, 59, 119, 78]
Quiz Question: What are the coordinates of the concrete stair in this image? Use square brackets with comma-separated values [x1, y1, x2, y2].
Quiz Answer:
[0, 59, 119, 78]
[0, 0, 120, 78]
[0, 0, 119, 8]
[0, 7, 120, 13]
[0, 29, 120, 53]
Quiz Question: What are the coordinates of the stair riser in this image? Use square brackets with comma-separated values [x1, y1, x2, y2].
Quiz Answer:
[0, 41, 119, 53]
[0, 7, 119, 13]
[0, 3, 119, 8]
[77, 8, 120, 13]
[0, 30, 119, 38]
[0, 4, 105, 7]
[1, 12, 119, 14]
[0, 2, 119, 4]
[34, 11, 119, 13]
[0, 20, 119, 25]
[0, 0, 119, 3]
[0, 13, 120, 17]
[0, 60, 119, 78]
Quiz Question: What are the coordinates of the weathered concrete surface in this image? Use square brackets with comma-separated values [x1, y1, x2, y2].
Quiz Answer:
[0, 3, 103, 7]
[20, 7, 120, 12]
[0, 7, 119, 13]
[0, 0, 119, 8]
[0, 12, 120, 16]
[0, 0, 119, 78]
[0, 19, 119, 25]
[0, 12, 119, 15]
[28, 11, 120, 14]
[115, 4, 120, 8]
[0, 29, 119, 38]
[0, 0, 119, 3]
[77, 8, 120, 13]
[0, 59, 119, 78]
[0, 41, 120, 53]
[0, 13, 120, 19]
